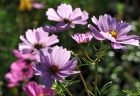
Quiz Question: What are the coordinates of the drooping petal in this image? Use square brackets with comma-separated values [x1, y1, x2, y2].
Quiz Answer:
[39, 74, 54, 88]
[88, 24, 105, 40]
[43, 23, 71, 33]
[61, 58, 77, 70]
[118, 39, 139, 46]
[53, 73, 65, 82]
[111, 43, 126, 49]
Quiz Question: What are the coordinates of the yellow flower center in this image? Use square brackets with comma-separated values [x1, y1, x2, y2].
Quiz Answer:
[109, 31, 118, 38]
[39, 94, 45, 96]
[39, 94, 51, 96]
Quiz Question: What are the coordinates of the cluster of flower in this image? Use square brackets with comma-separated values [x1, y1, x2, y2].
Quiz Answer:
[5, 3, 139, 96]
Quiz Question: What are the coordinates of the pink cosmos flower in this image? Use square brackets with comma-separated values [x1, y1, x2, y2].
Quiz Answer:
[33, 46, 80, 88]
[88, 14, 139, 49]
[46, 3, 89, 28]
[72, 32, 93, 44]
[19, 27, 59, 54]
[23, 81, 55, 96]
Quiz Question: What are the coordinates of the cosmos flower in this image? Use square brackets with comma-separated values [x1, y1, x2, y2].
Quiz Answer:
[72, 32, 93, 44]
[88, 14, 139, 49]
[5, 60, 33, 87]
[46, 3, 89, 28]
[19, 27, 59, 54]
[5, 50, 34, 87]
[19, 0, 44, 11]
[23, 81, 55, 96]
[33, 46, 80, 88]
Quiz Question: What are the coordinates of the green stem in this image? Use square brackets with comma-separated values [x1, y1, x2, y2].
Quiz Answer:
[71, 51, 90, 96]
[59, 82, 72, 96]
[81, 46, 93, 62]
[94, 62, 98, 96]
[0, 81, 2, 96]
[94, 41, 103, 96]
[78, 67, 90, 96]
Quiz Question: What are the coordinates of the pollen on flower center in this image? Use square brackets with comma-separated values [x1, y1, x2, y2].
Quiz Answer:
[63, 19, 71, 24]
[39, 94, 45, 96]
[49, 65, 59, 74]
[109, 31, 118, 38]
[34, 44, 44, 50]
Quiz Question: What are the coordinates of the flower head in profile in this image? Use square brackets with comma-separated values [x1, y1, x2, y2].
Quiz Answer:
[23, 81, 55, 96]
[88, 14, 139, 49]
[19, 27, 59, 54]
[13, 49, 35, 61]
[46, 3, 89, 28]
[33, 46, 80, 88]
[19, 0, 44, 11]
[72, 32, 93, 44]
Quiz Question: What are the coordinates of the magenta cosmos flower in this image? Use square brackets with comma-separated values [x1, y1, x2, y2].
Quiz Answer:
[5, 50, 34, 87]
[19, 27, 59, 54]
[72, 32, 93, 44]
[5, 60, 33, 87]
[46, 3, 89, 28]
[23, 81, 55, 96]
[33, 46, 80, 88]
[88, 14, 139, 49]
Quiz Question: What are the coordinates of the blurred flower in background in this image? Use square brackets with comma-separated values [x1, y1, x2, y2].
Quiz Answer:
[23, 81, 55, 96]
[5, 50, 34, 87]
[19, 0, 44, 11]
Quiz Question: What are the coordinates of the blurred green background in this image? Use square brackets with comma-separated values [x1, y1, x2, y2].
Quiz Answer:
[0, 0, 140, 96]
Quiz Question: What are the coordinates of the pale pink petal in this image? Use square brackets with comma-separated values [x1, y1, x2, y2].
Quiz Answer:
[111, 43, 126, 49]
[52, 46, 70, 68]
[25, 29, 37, 44]
[46, 8, 63, 22]
[57, 3, 72, 19]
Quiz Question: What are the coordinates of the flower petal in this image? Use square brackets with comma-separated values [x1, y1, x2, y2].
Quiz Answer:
[57, 3, 72, 19]
[88, 24, 105, 40]
[46, 8, 63, 22]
